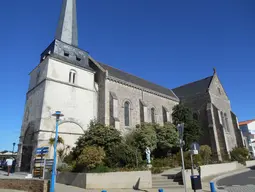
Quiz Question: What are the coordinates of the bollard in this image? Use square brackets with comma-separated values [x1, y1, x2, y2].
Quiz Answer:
[210, 181, 216, 192]
[158, 189, 164, 192]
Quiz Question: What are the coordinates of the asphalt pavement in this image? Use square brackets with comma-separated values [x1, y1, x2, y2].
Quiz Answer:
[217, 167, 255, 186]
[216, 167, 255, 192]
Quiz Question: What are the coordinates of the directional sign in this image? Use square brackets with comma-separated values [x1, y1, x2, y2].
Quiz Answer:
[45, 159, 54, 169]
[177, 123, 184, 140]
[36, 147, 49, 155]
[190, 142, 200, 151]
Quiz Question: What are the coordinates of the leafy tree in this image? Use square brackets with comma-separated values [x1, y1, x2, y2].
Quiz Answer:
[77, 146, 105, 170]
[154, 123, 179, 157]
[172, 104, 202, 150]
[105, 142, 142, 168]
[199, 145, 212, 165]
[72, 121, 122, 158]
[131, 123, 158, 152]
[230, 147, 249, 165]
[172, 103, 193, 125]
[49, 136, 64, 146]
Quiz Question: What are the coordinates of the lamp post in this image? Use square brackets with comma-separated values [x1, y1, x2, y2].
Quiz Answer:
[12, 143, 16, 155]
[177, 123, 187, 192]
[50, 111, 64, 192]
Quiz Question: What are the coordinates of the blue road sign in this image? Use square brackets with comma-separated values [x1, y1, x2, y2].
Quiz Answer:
[36, 147, 49, 154]
[190, 142, 200, 151]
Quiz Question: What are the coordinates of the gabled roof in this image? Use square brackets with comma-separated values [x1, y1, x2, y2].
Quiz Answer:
[172, 76, 213, 99]
[99, 63, 179, 100]
[239, 119, 255, 126]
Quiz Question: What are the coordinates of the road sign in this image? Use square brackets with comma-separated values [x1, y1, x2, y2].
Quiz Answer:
[190, 142, 200, 151]
[36, 147, 49, 155]
[177, 123, 184, 140]
[45, 159, 54, 169]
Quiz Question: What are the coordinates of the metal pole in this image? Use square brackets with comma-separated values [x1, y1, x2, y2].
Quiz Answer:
[50, 117, 59, 192]
[190, 153, 194, 176]
[190, 153, 196, 192]
[180, 140, 187, 192]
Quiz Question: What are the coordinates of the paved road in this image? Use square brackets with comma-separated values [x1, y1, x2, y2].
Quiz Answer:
[217, 168, 255, 192]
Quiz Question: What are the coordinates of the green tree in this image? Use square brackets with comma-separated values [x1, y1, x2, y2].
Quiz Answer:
[131, 123, 158, 152]
[172, 104, 202, 150]
[77, 146, 105, 170]
[49, 136, 64, 146]
[72, 121, 122, 159]
[230, 147, 249, 165]
[199, 145, 212, 165]
[154, 123, 179, 157]
[105, 142, 142, 168]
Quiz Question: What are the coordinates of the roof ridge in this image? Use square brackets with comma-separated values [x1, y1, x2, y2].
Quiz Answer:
[100, 62, 174, 91]
[173, 75, 213, 90]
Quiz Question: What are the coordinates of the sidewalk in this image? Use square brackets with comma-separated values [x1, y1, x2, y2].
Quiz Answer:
[56, 183, 208, 192]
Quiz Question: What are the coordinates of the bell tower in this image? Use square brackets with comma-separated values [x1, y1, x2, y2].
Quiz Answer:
[17, 0, 98, 172]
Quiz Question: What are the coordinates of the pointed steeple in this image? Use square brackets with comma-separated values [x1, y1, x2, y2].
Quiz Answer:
[55, 0, 78, 46]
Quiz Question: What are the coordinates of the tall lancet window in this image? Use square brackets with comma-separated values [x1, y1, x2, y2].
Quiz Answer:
[124, 101, 130, 126]
[69, 69, 76, 84]
[224, 113, 230, 132]
[151, 108, 155, 123]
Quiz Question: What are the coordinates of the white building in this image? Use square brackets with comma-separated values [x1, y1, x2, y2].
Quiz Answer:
[239, 119, 255, 157]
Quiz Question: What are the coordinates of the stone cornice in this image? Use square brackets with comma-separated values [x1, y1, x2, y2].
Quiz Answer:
[27, 77, 95, 96]
[106, 76, 179, 102]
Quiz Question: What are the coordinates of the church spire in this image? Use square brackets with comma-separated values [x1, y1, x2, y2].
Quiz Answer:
[55, 0, 78, 47]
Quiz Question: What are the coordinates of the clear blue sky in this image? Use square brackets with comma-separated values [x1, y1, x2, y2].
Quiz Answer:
[1, 0, 255, 151]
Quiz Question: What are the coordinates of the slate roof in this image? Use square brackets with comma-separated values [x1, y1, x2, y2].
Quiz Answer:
[99, 63, 178, 100]
[172, 76, 213, 99]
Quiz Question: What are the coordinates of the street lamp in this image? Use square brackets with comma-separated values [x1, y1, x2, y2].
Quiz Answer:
[12, 143, 16, 155]
[177, 123, 187, 192]
[50, 111, 64, 192]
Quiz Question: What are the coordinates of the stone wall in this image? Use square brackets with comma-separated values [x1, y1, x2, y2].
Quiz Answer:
[209, 74, 237, 151]
[104, 79, 178, 132]
[0, 179, 49, 192]
[53, 171, 152, 189]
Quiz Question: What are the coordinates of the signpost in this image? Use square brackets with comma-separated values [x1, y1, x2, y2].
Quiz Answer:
[190, 142, 202, 192]
[33, 147, 49, 178]
[177, 123, 187, 192]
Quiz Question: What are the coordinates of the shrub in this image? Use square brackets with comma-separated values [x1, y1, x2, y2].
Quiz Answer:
[151, 167, 164, 174]
[176, 151, 202, 169]
[57, 163, 72, 172]
[89, 165, 111, 173]
[199, 145, 212, 165]
[72, 121, 122, 159]
[230, 147, 249, 165]
[77, 146, 106, 170]
[152, 156, 179, 168]
[105, 142, 143, 168]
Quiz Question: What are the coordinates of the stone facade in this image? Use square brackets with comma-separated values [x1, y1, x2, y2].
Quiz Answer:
[173, 71, 242, 161]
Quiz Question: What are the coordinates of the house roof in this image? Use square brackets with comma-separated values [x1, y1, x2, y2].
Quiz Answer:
[172, 76, 213, 99]
[99, 63, 179, 100]
[239, 119, 255, 126]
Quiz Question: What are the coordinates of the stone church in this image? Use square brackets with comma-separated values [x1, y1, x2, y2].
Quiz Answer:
[172, 71, 245, 161]
[17, 0, 244, 171]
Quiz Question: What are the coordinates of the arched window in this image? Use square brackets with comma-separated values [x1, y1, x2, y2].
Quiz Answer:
[69, 70, 76, 84]
[151, 108, 155, 123]
[124, 101, 130, 126]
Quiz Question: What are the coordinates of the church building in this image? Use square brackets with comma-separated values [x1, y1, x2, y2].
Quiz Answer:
[172, 70, 245, 161]
[17, 0, 243, 171]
